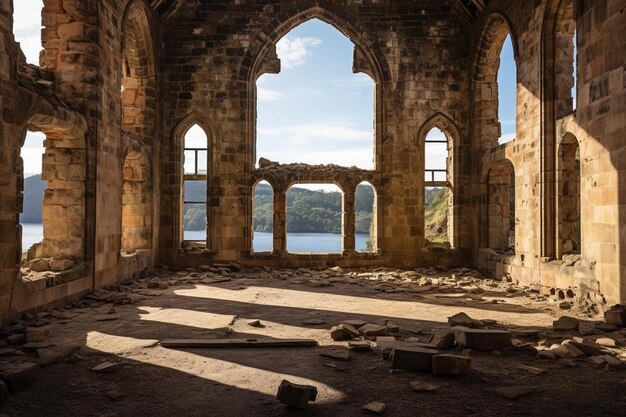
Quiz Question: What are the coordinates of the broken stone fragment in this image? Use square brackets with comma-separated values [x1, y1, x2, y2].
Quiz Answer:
[302, 319, 325, 326]
[49, 258, 75, 271]
[25, 327, 48, 343]
[595, 337, 618, 347]
[552, 316, 579, 331]
[341, 319, 367, 329]
[248, 320, 264, 328]
[448, 312, 483, 328]
[28, 258, 51, 272]
[91, 362, 119, 374]
[452, 327, 512, 351]
[363, 401, 387, 415]
[348, 340, 372, 351]
[258, 157, 279, 168]
[0, 362, 40, 393]
[359, 324, 389, 339]
[330, 324, 360, 341]
[276, 380, 317, 409]
[431, 330, 456, 349]
[409, 381, 439, 392]
[319, 348, 351, 361]
[605, 305, 626, 327]
[391, 347, 439, 372]
[432, 354, 471, 376]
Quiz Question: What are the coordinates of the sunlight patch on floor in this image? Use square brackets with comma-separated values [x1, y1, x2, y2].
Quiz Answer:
[138, 306, 235, 329]
[86, 331, 345, 401]
[174, 285, 554, 327]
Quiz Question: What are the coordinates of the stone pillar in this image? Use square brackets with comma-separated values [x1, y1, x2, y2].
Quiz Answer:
[342, 183, 356, 254]
[273, 188, 286, 256]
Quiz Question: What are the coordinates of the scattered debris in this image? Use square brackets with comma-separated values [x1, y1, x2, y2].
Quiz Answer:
[409, 381, 439, 392]
[552, 316, 579, 331]
[359, 324, 389, 339]
[517, 365, 544, 375]
[319, 348, 351, 361]
[348, 341, 372, 351]
[91, 362, 119, 374]
[302, 319, 325, 325]
[448, 312, 483, 328]
[160, 338, 318, 348]
[248, 320, 265, 328]
[330, 324, 360, 341]
[432, 354, 471, 376]
[276, 380, 317, 409]
[0, 362, 40, 393]
[363, 401, 387, 415]
[452, 327, 512, 351]
[391, 347, 438, 372]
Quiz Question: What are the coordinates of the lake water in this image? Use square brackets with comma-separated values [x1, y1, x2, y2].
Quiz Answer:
[24, 224, 372, 254]
[186, 230, 372, 253]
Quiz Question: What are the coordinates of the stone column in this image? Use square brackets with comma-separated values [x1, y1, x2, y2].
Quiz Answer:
[273, 187, 286, 256]
[342, 183, 356, 254]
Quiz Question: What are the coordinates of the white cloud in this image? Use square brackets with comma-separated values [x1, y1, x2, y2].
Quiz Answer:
[276, 36, 322, 69]
[259, 122, 372, 144]
[13, 1, 43, 64]
[257, 87, 286, 102]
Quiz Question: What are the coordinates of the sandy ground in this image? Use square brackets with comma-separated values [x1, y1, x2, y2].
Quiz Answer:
[1, 266, 625, 417]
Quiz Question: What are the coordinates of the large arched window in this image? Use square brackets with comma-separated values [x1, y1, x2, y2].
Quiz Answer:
[252, 181, 274, 253]
[355, 181, 377, 252]
[182, 125, 208, 242]
[424, 127, 453, 244]
[497, 35, 516, 144]
[256, 19, 375, 169]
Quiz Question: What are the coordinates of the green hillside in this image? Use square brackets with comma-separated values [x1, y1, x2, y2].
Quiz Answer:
[424, 187, 449, 242]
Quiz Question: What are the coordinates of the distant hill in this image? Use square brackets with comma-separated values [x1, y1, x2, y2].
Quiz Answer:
[21, 174, 46, 223]
[425, 187, 449, 242]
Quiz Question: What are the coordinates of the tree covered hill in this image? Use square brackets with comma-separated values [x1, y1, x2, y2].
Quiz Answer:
[22, 176, 448, 240]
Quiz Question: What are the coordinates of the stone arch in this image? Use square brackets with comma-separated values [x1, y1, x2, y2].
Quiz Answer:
[20, 113, 87, 270]
[486, 159, 516, 252]
[556, 132, 580, 258]
[540, 0, 578, 258]
[243, 6, 388, 170]
[472, 12, 520, 151]
[121, 0, 158, 145]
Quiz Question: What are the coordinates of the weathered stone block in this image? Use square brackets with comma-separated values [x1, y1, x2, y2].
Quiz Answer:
[0, 362, 40, 393]
[432, 354, 471, 375]
[390, 347, 438, 372]
[276, 380, 317, 409]
[452, 327, 512, 351]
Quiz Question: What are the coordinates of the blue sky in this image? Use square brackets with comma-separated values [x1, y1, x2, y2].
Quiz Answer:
[15, 7, 519, 175]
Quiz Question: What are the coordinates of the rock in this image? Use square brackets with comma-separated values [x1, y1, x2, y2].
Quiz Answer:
[517, 365, 544, 375]
[432, 354, 471, 376]
[552, 316, 579, 331]
[49, 258, 75, 271]
[248, 320, 264, 328]
[385, 321, 400, 333]
[276, 380, 317, 409]
[590, 356, 606, 366]
[29, 258, 51, 272]
[448, 312, 483, 328]
[391, 347, 439, 372]
[363, 401, 387, 415]
[348, 341, 371, 351]
[91, 362, 119, 373]
[6, 334, 25, 345]
[452, 327, 512, 351]
[488, 386, 537, 400]
[409, 381, 439, 392]
[359, 324, 389, 339]
[25, 327, 48, 343]
[600, 354, 622, 367]
[605, 305, 626, 327]
[0, 362, 40, 393]
[596, 337, 618, 347]
[147, 280, 168, 289]
[431, 330, 455, 349]
[319, 348, 350, 361]
[330, 324, 360, 341]
[36, 346, 81, 366]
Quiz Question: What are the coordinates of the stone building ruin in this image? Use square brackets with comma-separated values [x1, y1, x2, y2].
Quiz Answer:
[0, 0, 624, 323]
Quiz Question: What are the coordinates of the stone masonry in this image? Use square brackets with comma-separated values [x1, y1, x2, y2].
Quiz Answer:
[0, 0, 624, 323]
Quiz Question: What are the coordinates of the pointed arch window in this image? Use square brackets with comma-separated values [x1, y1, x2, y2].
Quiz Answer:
[182, 125, 208, 241]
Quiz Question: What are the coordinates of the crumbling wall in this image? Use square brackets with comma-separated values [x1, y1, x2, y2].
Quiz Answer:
[158, 0, 473, 267]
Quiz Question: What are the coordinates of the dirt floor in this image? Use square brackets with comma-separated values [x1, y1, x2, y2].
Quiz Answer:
[1, 265, 625, 417]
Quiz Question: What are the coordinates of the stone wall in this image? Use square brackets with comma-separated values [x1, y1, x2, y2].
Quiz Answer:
[0, 0, 625, 323]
